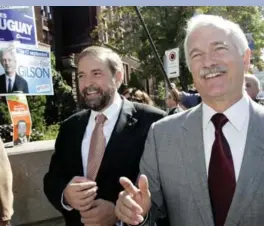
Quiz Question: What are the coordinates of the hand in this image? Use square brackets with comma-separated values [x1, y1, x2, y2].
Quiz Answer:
[0, 221, 10, 226]
[115, 175, 151, 225]
[80, 199, 117, 226]
[63, 176, 98, 211]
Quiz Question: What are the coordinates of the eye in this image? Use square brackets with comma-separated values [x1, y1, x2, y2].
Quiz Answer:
[93, 71, 102, 77]
[191, 53, 201, 59]
[215, 46, 227, 51]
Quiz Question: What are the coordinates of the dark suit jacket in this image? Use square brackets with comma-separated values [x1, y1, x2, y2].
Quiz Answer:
[0, 139, 13, 222]
[168, 106, 184, 115]
[0, 74, 29, 94]
[43, 98, 166, 226]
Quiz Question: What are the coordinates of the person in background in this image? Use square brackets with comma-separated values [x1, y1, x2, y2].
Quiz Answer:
[165, 91, 184, 115]
[244, 73, 261, 102]
[115, 14, 264, 226]
[0, 139, 13, 226]
[123, 88, 154, 106]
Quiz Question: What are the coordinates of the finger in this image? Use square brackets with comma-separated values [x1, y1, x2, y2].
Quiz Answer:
[71, 181, 97, 191]
[117, 198, 141, 220]
[120, 192, 143, 214]
[78, 193, 97, 210]
[120, 177, 139, 197]
[138, 174, 150, 197]
[71, 176, 91, 183]
[78, 186, 98, 199]
[115, 204, 142, 225]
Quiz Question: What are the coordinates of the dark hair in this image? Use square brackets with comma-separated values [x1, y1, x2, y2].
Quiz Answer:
[123, 88, 153, 105]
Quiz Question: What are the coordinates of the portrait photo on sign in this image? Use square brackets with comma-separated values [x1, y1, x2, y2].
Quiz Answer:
[0, 42, 54, 96]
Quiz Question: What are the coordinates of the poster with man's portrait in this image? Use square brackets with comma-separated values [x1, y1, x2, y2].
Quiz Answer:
[0, 42, 54, 96]
[6, 94, 32, 146]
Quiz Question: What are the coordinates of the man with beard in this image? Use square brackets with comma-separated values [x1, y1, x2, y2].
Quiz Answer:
[43, 46, 166, 226]
[115, 15, 264, 226]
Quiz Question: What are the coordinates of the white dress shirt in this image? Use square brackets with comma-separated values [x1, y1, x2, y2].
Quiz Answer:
[62, 91, 122, 210]
[203, 93, 250, 181]
[5, 74, 16, 91]
[81, 91, 122, 177]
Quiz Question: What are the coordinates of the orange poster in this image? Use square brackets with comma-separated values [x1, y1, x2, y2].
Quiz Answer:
[6, 95, 32, 146]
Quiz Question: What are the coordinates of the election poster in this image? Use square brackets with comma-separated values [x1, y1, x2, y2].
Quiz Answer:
[0, 6, 37, 46]
[0, 42, 54, 96]
[6, 94, 32, 146]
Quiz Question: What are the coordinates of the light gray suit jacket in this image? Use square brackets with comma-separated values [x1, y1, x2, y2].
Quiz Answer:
[140, 99, 264, 226]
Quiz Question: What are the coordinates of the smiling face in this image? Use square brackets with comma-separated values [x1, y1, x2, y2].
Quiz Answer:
[77, 54, 121, 111]
[1, 51, 17, 76]
[187, 25, 250, 105]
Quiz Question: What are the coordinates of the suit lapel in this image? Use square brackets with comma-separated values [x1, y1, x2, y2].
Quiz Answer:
[12, 74, 20, 92]
[226, 100, 264, 225]
[181, 105, 214, 226]
[75, 110, 91, 176]
[0, 75, 7, 93]
[96, 98, 137, 180]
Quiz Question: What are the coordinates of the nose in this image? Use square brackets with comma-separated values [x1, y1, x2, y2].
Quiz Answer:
[202, 52, 217, 68]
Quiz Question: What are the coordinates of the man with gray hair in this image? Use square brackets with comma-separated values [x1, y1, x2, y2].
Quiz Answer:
[0, 47, 28, 94]
[115, 14, 264, 226]
[244, 73, 261, 101]
[44, 46, 166, 226]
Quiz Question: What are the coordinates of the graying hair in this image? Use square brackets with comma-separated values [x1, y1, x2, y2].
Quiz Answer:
[0, 47, 17, 62]
[76, 46, 124, 87]
[184, 14, 249, 71]
[245, 73, 261, 92]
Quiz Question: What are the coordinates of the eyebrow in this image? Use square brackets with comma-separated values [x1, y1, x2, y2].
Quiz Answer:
[211, 41, 228, 47]
[189, 41, 228, 56]
[91, 69, 102, 73]
[77, 69, 102, 76]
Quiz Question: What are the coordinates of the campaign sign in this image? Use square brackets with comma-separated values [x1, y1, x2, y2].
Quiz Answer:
[6, 94, 32, 146]
[0, 6, 37, 46]
[0, 42, 54, 96]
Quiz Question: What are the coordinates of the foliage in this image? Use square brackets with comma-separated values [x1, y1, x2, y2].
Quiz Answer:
[93, 6, 264, 91]
[198, 6, 264, 70]
[127, 71, 144, 90]
[27, 96, 47, 132]
[45, 52, 76, 125]
[0, 98, 11, 125]
[43, 124, 59, 140]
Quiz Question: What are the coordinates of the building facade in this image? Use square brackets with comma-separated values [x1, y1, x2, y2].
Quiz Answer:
[34, 6, 144, 93]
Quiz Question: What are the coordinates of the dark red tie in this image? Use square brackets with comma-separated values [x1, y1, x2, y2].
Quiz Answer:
[208, 113, 236, 226]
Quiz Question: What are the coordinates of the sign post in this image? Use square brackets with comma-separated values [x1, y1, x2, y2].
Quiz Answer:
[164, 48, 180, 79]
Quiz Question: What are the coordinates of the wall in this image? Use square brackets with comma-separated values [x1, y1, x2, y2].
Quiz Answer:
[7, 140, 64, 226]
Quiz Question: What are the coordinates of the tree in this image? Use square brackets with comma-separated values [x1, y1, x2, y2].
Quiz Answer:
[44, 52, 76, 125]
[199, 6, 264, 70]
[93, 6, 264, 91]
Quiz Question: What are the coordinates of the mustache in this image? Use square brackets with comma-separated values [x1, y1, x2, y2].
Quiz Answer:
[199, 65, 227, 77]
[82, 86, 101, 94]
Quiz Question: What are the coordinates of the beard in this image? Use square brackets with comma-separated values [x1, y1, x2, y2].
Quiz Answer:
[80, 84, 115, 111]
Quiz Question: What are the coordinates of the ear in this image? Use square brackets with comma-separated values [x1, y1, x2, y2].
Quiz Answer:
[243, 48, 251, 73]
[114, 71, 123, 88]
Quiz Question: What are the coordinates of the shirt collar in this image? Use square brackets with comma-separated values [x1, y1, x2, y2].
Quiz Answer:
[203, 92, 250, 131]
[5, 74, 16, 83]
[90, 91, 122, 124]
